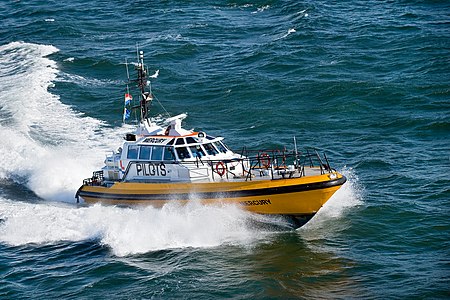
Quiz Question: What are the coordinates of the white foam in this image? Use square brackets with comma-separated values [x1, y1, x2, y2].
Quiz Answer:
[277, 28, 297, 40]
[252, 5, 270, 14]
[0, 42, 363, 256]
[0, 167, 363, 256]
[293, 10, 309, 21]
[0, 198, 267, 256]
[299, 167, 363, 233]
[0, 42, 124, 202]
[58, 72, 121, 87]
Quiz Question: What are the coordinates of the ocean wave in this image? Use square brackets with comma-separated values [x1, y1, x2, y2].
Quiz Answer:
[0, 41, 126, 202]
[0, 171, 363, 257]
[301, 167, 363, 230]
[57, 72, 122, 87]
[0, 198, 274, 256]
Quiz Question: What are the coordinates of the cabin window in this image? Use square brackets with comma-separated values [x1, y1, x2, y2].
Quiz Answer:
[213, 141, 227, 153]
[190, 145, 205, 158]
[151, 146, 164, 161]
[203, 143, 218, 155]
[139, 146, 152, 160]
[176, 147, 191, 159]
[127, 145, 139, 159]
[163, 147, 175, 161]
[206, 135, 215, 140]
[175, 138, 185, 145]
[166, 139, 175, 146]
[186, 137, 196, 144]
[221, 141, 230, 151]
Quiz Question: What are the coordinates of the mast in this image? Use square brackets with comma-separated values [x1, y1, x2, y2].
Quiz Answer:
[123, 49, 163, 129]
[136, 50, 152, 123]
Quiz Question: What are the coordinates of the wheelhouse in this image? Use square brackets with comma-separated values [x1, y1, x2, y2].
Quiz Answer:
[123, 133, 232, 163]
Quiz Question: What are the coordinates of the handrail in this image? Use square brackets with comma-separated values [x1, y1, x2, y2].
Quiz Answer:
[82, 148, 336, 185]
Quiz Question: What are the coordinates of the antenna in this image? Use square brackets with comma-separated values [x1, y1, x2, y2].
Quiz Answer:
[125, 58, 131, 97]
[293, 136, 299, 168]
[123, 48, 171, 124]
[125, 58, 130, 82]
[136, 43, 139, 63]
[136, 50, 150, 122]
[293, 136, 298, 155]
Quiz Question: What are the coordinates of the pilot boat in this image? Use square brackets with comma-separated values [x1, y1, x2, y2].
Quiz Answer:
[76, 51, 346, 228]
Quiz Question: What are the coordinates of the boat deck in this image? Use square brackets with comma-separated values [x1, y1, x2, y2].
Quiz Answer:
[84, 149, 336, 186]
[211, 165, 328, 183]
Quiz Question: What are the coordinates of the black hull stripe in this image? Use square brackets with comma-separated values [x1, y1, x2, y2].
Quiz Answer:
[79, 176, 346, 201]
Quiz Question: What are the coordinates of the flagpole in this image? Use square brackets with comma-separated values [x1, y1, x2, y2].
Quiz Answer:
[123, 58, 132, 124]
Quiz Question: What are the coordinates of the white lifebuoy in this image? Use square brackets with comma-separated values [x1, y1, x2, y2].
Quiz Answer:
[216, 162, 226, 176]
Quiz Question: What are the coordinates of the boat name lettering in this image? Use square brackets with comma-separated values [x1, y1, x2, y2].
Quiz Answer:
[144, 138, 167, 144]
[239, 199, 271, 206]
[135, 162, 167, 177]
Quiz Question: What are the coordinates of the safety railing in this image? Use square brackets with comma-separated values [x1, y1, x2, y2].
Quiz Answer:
[83, 170, 104, 186]
[82, 148, 335, 185]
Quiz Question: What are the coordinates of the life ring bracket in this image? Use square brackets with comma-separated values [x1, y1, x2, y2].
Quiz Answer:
[215, 161, 226, 177]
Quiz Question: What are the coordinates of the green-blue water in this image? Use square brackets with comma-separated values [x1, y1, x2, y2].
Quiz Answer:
[0, 1, 449, 298]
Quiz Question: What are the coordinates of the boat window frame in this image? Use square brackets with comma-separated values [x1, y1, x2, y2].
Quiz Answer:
[175, 146, 191, 160]
[209, 142, 222, 154]
[189, 145, 205, 158]
[219, 141, 230, 152]
[127, 145, 139, 159]
[213, 141, 227, 153]
[203, 143, 219, 156]
[151, 146, 164, 161]
[175, 138, 185, 145]
[163, 147, 175, 161]
[185, 137, 197, 144]
[139, 145, 152, 160]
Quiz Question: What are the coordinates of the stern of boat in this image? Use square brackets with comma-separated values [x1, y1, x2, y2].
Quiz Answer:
[76, 170, 105, 203]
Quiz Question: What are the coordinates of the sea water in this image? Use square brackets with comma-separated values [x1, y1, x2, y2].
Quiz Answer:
[0, 1, 449, 298]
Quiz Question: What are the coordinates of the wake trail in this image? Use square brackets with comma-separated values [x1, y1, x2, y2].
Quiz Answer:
[0, 41, 127, 202]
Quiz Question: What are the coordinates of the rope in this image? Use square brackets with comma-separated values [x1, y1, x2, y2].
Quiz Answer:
[152, 93, 171, 118]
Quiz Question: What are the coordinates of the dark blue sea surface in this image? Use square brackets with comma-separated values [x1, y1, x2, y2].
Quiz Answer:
[0, 0, 449, 298]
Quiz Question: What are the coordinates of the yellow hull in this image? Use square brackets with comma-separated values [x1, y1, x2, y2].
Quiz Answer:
[77, 173, 346, 224]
